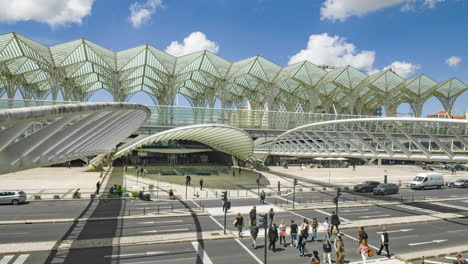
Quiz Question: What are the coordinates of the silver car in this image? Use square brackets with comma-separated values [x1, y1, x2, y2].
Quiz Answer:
[454, 179, 468, 188]
[0, 190, 27, 205]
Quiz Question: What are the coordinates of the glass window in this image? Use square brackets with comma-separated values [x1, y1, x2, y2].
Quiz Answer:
[414, 176, 424, 182]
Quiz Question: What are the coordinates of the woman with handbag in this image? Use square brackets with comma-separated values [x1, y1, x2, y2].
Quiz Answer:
[356, 240, 369, 264]
[279, 220, 287, 246]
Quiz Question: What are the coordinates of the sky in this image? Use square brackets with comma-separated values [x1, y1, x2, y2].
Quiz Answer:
[0, 0, 467, 116]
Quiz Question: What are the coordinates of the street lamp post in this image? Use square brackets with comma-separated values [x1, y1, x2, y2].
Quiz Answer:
[293, 178, 298, 209]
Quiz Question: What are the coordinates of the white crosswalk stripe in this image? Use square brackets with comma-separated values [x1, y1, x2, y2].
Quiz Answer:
[0, 254, 29, 264]
[396, 204, 438, 214]
[432, 202, 468, 211]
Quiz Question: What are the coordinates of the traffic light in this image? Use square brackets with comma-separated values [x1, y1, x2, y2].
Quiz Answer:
[294, 178, 298, 186]
[258, 213, 267, 228]
[221, 191, 228, 202]
[336, 187, 342, 197]
[223, 201, 231, 212]
[332, 196, 338, 204]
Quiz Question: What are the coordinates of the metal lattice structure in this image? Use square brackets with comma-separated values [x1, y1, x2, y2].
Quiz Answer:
[0, 102, 150, 174]
[260, 118, 468, 162]
[1, 32, 467, 117]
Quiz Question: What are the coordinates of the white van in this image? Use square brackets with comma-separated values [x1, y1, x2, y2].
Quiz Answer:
[410, 173, 444, 190]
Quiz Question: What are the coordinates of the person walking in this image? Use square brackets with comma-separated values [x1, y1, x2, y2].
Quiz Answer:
[456, 253, 468, 264]
[310, 250, 321, 264]
[234, 213, 244, 238]
[250, 221, 259, 249]
[357, 226, 368, 245]
[260, 190, 266, 204]
[334, 233, 346, 264]
[330, 211, 341, 234]
[352, 164, 356, 171]
[279, 220, 287, 246]
[290, 219, 298, 247]
[377, 227, 390, 258]
[268, 208, 275, 227]
[322, 217, 331, 241]
[298, 231, 307, 257]
[109, 185, 115, 195]
[311, 218, 318, 242]
[322, 239, 332, 264]
[298, 218, 309, 253]
[268, 224, 278, 252]
[249, 206, 257, 226]
[96, 181, 101, 194]
[199, 178, 204, 190]
[356, 240, 369, 264]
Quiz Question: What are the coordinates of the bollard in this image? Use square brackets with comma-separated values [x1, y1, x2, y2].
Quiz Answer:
[215, 191, 217, 198]
[321, 197, 323, 203]
[298, 199, 301, 204]
[237, 190, 239, 197]
[422, 256, 425, 264]
[158, 206, 160, 214]
[202, 203, 205, 212]
[342, 198, 345, 203]
[171, 204, 174, 212]
[401, 195, 403, 201]
[144, 208, 146, 215]
[310, 199, 312, 204]
[128, 209, 131, 216]
[412, 193, 415, 201]
[423, 192, 425, 200]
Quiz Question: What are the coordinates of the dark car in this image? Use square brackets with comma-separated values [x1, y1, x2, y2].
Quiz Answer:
[373, 184, 399, 195]
[453, 179, 468, 188]
[353, 181, 380, 193]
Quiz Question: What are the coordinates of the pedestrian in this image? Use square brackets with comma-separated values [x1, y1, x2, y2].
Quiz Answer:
[279, 220, 287, 246]
[186, 175, 191, 186]
[249, 206, 257, 226]
[310, 250, 320, 264]
[357, 226, 368, 245]
[73, 188, 80, 199]
[238, 167, 242, 176]
[234, 213, 244, 238]
[356, 240, 369, 264]
[456, 253, 468, 264]
[352, 164, 356, 171]
[377, 227, 390, 258]
[268, 224, 278, 252]
[250, 221, 259, 249]
[311, 218, 318, 242]
[109, 185, 114, 195]
[96, 181, 101, 194]
[169, 189, 174, 200]
[67, 161, 71, 168]
[290, 219, 298, 247]
[268, 208, 275, 227]
[199, 178, 204, 190]
[298, 218, 309, 253]
[232, 169, 235, 177]
[334, 233, 346, 264]
[322, 239, 332, 264]
[260, 190, 266, 204]
[330, 211, 340, 234]
[322, 217, 331, 241]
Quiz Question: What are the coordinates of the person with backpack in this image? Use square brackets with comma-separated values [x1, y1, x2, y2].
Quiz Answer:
[249, 206, 257, 226]
[330, 211, 341, 234]
[234, 213, 244, 238]
[278, 220, 287, 246]
[310, 218, 318, 242]
[310, 250, 321, 264]
[298, 218, 309, 256]
[290, 219, 298, 247]
[250, 221, 259, 249]
[377, 227, 390, 258]
[334, 233, 346, 264]
[298, 232, 307, 257]
[356, 240, 369, 264]
[357, 226, 368, 245]
[268, 224, 279, 252]
[323, 239, 332, 264]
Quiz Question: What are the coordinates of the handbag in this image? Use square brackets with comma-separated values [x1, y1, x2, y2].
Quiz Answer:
[368, 249, 374, 257]
[280, 230, 286, 237]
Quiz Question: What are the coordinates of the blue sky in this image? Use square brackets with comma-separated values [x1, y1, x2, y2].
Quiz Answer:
[0, 0, 467, 116]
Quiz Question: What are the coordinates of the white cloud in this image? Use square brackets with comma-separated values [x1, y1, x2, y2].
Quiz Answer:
[0, 0, 94, 28]
[445, 56, 462, 67]
[128, 0, 162, 28]
[383, 61, 420, 78]
[321, 0, 445, 22]
[165, 32, 220, 57]
[288, 33, 375, 71]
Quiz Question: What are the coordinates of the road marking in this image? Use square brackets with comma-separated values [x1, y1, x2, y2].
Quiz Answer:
[12, 254, 29, 264]
[432, 202, 468, 211]
[139, 220, 184, 224]
[424, 260, 450, 264]
[348, 257, 392, 263]
[341, 208, 370, 212]
[0, 255, 14, 264]
[408, 239, 448, 246]
[447, 229, 468, 233]
[445, 257, 457, 260]
[120, 257, 194, 263]
[192, 242, 214, 264]
[340, 232, 387, 255]
[391, 235, 418, 240]
[105, 251, 170, 258]
[377, 229, 413, 234]
[234, 239, 263, 264]
[139, 228, 189, 234]
[358, 214, 390, 219]
[314, 209, 350, 222]
[274, 196, 290, 202]
[396, 204, 438, 214]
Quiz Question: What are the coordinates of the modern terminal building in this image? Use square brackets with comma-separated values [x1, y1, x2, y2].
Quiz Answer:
[1, 32, 468, 174]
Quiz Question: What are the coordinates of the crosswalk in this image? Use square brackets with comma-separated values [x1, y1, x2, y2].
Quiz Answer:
[431, 202, 468, 211]
[0, 254, 29, 264]
[396, 204, 439, 214]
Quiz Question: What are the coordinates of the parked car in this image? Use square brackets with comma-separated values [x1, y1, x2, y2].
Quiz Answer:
[0, 190, 27, 205]
[453, 179, 468, 188]
[373, 184, 399, 195]
[353, 181, 381, 193]
[410, 173, 444, 190]
[433, 163, 447, 169]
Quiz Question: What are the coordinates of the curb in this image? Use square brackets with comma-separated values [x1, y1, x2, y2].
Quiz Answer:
[0, 212, 210, 225]
[395, 246, 468, 262]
